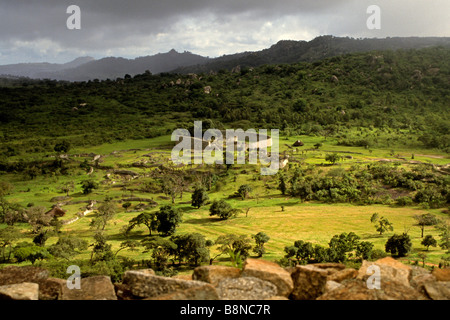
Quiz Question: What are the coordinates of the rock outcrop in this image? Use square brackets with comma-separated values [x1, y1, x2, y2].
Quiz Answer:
[0, 257, 449, 300]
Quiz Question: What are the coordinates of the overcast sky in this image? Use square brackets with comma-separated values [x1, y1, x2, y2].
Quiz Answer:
[0, 0, 449, 65]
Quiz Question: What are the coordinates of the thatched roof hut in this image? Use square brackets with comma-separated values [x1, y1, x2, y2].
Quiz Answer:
[45, 205, 66, 218]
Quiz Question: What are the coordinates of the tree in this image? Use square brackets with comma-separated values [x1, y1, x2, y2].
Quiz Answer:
[33, 230, 49, 247]
[436, 222, 450, 252]
[314, 143, 322, 150]
[237, 184, 252, 200]
[313, 244, 329, 263]
[156, 205, 182, 236]
[417, 252, 428, 268]
[252, 232, 270, 257]
[356, 241, 374, 261]
[48, 236, 88, 260]
[0, 181, 13, 197]
[122, 202, 132, 212]
[0, 197, 23, 226]
[0, 226, 21, 262]
[25, 166, 40, 180]
[114, 240, 140, 257]
[25, 206, 52, 234]
[370, 213, 379, 223]
[421, 235, 437, 251]
[284, 240, 314, 265]
[385, 233, 412, 257]
[126, 211, 158, 236]
[171, 233, 210, 266]
[278, 173, 287, 195]
[13, 242, 50, 264]
[371, 214, 394, 235]
[81, 179, 98, 195]
[215, 234, 252, 261]
[191, 187, 209, 209]
[209, 199, 238, 220]
[328, 232, 360, 262]
[414, 213, 439, 238]
[160, 175, 185, 204]
[89, 232, 114, 262]
[90, 198, 117, 231]
[54, 140, 71, 153]
[141, 237, 177, 271]
[60, 181, 75, 197]
[325, 153, 341, 165]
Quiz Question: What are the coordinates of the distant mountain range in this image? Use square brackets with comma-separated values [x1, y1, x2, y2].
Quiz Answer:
[1, 36, 450, 82]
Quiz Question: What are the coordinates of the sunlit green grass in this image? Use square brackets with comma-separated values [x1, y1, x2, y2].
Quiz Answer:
[1, 133, 449, 271]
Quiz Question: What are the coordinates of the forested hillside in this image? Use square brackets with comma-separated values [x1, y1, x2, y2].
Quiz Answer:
[1, 46, 448, 159]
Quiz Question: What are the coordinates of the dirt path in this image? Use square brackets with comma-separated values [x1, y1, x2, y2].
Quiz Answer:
[414, 154, 446, 159]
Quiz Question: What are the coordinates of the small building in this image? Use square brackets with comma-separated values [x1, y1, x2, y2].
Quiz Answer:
[293, 140, 304, 147]
[45, 205, 66, 218]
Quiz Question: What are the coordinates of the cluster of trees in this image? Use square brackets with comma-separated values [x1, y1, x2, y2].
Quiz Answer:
[278, 163, 449, 208]
[126, 205, 182, 237]
[281, 232, 380, 266]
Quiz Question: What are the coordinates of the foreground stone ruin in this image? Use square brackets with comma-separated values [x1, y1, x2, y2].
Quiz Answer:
[0, 257, 449, 300]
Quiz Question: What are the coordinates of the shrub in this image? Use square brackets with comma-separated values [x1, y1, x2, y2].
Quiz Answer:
[385, 233, 412, 257]
[209, 199, 238, 220]
[395, 196, 413, 207]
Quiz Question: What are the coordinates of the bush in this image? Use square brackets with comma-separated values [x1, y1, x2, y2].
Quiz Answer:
[237, 184, 252, 200]
[209, 199, 238, 220]
[156, 205, 182, 236]
[395, 196, 413, 207]
[370, 249, 388, 260]
[385, 233, 412, 257]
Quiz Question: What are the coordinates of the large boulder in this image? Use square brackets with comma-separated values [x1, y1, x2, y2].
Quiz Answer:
[60, 276, 117, 300]
[432, 268, 450, 282]
[192, 265, 241, 287]
[217, 276, 277, 300]
[423, 281, 450, 300]
[0, 266, 49, 285]
[241, 259, 293, 297]
[122, 270, 216, 299]
[290, 265, 328, 300]
[0, 282, 39, 300]
[357, 257, 412, 288]
[38, 278, 67, 300]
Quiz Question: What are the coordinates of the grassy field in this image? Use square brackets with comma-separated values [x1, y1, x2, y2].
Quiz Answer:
[1, 132, 449, 274]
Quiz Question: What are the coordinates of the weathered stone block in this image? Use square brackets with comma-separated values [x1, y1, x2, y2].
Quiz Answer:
[290, 265, 328, 300]
[217, 276, 278, 300]
[432, 268, 450, 282]
[122, 270, 212, 299]
[192, 265, 240, 286]
[241, 259, 293, 297]
[147, 284, 219, 300]
[327, 268, 358, 283]
[0, 266, 49, 286]
[60, 276, 117, 300]
[0, 282, 39, 300]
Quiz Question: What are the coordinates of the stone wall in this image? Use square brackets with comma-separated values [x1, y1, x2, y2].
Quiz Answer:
[0, 257, 449, 300]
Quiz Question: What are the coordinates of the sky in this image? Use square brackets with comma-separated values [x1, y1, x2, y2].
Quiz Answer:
[0, 0, 449, 65]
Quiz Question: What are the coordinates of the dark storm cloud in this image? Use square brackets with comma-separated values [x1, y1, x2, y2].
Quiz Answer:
[0, 0, 348, 40]
[0, 0, 449, 64]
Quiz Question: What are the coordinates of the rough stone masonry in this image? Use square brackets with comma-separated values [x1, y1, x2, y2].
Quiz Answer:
[0, 257, 449, 300]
